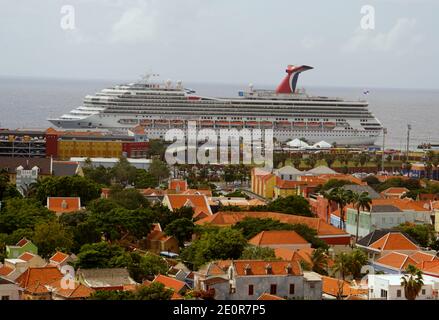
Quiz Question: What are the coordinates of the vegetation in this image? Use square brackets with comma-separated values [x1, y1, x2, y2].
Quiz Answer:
[401, 265, 424, 300]
[332, 249, 368, 280]
[89, 282, 173, 300]
[240, 246, 277, 260]
[253, 195, 313, 217]
[351, 192, 372, 244]
[180, 228, 247, 270]
[395, 222, 436, 248]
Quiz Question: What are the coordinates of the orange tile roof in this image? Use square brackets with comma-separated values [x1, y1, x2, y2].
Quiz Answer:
[153, 274, 187, 293]
[417, 260, 439, 276]
[233, 260, 302, 276]
[16, 266, 63, 290]
[16, 238, 29, 247]
[49, 252, 69, 264]
[165, 194, 212, 216]
[275, 179, 305, 189]
[54, 282, 95, 299]
[381, 187, 409, 195]
[0, 265, 14, 276]
[410, 251, 439, 263]
[375, 252, 418, 270]
[257, 293, 285, 300]
[249, 230, 309, 246]
[274, 247, 313, 266]
[369, 233, 419, 252]
[369, 198, 430, 212]
[321, 276, 367, 297]
[47, 197, 81, 214]
[18, 252, 36, 262]
[195, 211, 349, 237]
[168, 179, 188, 192]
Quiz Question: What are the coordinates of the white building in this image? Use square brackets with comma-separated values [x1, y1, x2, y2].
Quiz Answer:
[368, 274, 439, 300]
[0, 277, 21, 300]
[70, 157, 152, 170]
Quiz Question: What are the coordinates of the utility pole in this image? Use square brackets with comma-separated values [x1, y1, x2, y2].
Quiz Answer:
[381, 128, 387, 173]
[406, 124, 411, 163]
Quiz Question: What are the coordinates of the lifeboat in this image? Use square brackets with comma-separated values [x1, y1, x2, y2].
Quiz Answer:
[293, 122, 306, 127]
[260, 121, 273, 127]
[276, 121, 291, 127]
[139, 119, 152, 126]
[171, 120, 184, 125]
[216, 121, 230, 127]
[155, 119, 169, 126]
[245, 121, 258, 127]
[200, 120, 214, 126]
[307, 122, 321, 127]
[230, 121, 244, 126]
[323, 122, 336, 128]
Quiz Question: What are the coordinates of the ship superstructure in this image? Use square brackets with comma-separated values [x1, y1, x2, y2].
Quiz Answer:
[48, 65, 383, 145]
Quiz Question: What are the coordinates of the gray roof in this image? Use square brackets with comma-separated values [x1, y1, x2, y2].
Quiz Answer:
[371, 205, 402, 213]
[77, 268, 137, 288]
[52, 161, 79, 176]
[342, 185, 382, 199]
[356, 229, 419, 248]
[0, 157, 51, 175]
[306, 166, 338, 175]
[275, 165, 303, 175]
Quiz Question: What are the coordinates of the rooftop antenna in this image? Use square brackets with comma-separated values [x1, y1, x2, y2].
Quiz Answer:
[139, 72, 160, 84]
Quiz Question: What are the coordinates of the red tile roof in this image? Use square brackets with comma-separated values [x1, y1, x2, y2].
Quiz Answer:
[47, 197, 81, 214]
[153, 274, 187, 293]
[375, 252, 418, 271]
[54, 283, 95, 299]
[16, 267, 63, 290]
[257, 293, 285, 300]
[233, 260, 302, 276]
[274, 247, 313, 266]
[368, 233, 419, 252]
[16, 238, 29, 247]
[417, 260, 439, 276]
[381, 187, 410, 195]
[249, 230, 309, 246]
[168, 179, 188, 192]
[165, 194, 212, 216]
[49, 252, 69, 264]
[18, 252, 37, 262]
[0, 265, 14, 276]
[196, 211, 349, 238]
[321, 276, 367, 297]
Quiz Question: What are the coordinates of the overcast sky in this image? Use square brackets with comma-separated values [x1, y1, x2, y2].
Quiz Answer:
[0, 0, 438, 89]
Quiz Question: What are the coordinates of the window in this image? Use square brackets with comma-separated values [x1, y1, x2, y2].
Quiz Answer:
[1, 296, 9, 300]
[380, 289, 388, 298]
[289, 284, 295, 294]
[396, 290, 401, 297]
[422, 289, 426, 295]
[270, 284, 277, 295]
[247, 284, 254, 296]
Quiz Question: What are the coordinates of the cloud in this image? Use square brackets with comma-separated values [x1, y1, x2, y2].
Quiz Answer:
[341, 18, 422, 54]
[109, 4, 157, 44]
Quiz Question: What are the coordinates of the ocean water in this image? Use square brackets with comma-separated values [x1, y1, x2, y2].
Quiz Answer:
[0, 77, 438, 150]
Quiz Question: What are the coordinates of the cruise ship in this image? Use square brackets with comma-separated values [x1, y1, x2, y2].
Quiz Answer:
[48, 65, 383, 145]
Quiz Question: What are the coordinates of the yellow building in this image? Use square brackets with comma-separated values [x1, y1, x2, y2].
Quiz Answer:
[251, 168, 276, 199]
[273, 180, 301, 199]
[57, 139, 123, 159]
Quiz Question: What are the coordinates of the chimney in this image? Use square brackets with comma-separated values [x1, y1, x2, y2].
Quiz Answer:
[244, 264, 251, 275]
[285, 263, 293, 274]
[61, 200, 68, 209]
[265, 263, 272, 275]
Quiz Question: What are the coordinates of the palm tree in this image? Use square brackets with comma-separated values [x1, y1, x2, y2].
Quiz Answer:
[401, 265, 424, 300]
[330, 188, 353, 229]
[311, 248, 329, 275]
[332, 252, 351, 281]
[351, 192, 372, 245]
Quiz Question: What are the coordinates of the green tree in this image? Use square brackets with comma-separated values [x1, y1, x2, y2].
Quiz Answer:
[89, 290, 135, 300]
[395, 223, 435, 248]
[401, 265, 424, 300]
[181, 228, 247, 270]
[108, 187, 150, 210]
[83, 165, 113, 186]
[0, 198, 55, 234]
[111, 157, 138, 186]
[348, 249, 368, 279]
[253, 195, 313, 217]
[351, 192, 372, 245]
[240, 246, 276, 260]
[148, 159, 170, 185]
[138, 254, 169, 280]
[311, 248, 329, 275]
[74, 242, 127, 269]
[330, 187, 354, 229]
[135, 282, 173, 300]
[35, 176, 101, 205]
[135, 169, 158, 188]
[332, 251, 351, 281]
[147, 140, 167, 160]
[164, 218, 195, 247]
[32, 220, 73, 258]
